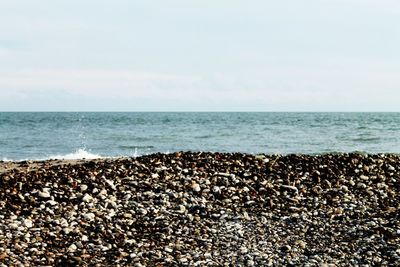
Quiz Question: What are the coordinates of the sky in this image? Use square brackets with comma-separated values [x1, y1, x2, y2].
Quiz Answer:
[0, 0, 400, 111]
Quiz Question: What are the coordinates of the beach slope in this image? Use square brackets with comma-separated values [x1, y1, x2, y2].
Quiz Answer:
[0, 152, 399, 266]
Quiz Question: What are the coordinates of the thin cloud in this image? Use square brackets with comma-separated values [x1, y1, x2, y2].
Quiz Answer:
[0, 69, 200, 96]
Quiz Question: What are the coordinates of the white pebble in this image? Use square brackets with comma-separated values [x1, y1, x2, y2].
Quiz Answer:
[82, 193, 93, 203]
[47, 200, 57, 206]
[247, 260, 255, 266]
[139, 208, 148, 215]
[104, 179, 116, 190]
[191, 182, 201, 192]
[80, 184, 88, 191]
[24, 219, 33, 228]
[38, 191, 51, 198]
[178, 205, 186, 213]
[9, 223, 19, 229]
[84, 213, 95, 221]
[63, 227, 72, 234]
[68, 244, 77, 252]
[212, 186, 220, 193]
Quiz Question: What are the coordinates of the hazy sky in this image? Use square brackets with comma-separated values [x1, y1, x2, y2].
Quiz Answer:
[1, 0, 400, 111]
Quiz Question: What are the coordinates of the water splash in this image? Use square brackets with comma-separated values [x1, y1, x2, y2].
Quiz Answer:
[48, 148, 102, 160]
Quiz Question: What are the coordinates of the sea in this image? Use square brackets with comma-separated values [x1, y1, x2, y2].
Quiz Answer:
[0, 112, 399, 161]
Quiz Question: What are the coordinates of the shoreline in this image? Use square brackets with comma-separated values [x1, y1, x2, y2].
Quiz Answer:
[0, 158, 104, 174]
[0, 152, 399, 265]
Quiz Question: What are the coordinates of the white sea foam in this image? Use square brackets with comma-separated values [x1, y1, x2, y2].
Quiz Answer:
[48, 149, 102, 160]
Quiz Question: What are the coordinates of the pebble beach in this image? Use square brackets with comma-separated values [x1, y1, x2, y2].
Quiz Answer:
[0, 152, 399, 266]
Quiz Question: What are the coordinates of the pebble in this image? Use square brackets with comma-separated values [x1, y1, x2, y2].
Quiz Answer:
[281, 245, 292, 252]
[191, 182, 201, 192]
[82, 193, 93, 203]
[280, 184, 298, 194]
[47, 200, 57, 206]
[83, 213, 95, 221]
[9, 223, 18, 230]
[80, 184, 88, 192]
[38, 191, 50, 198]
[247, 259, 255, 266]
[68, 244, 77, 252]
[177, 205, 186, 213]
[23, 219, 33, 228]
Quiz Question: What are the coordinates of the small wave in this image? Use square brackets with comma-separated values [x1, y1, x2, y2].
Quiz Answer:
[195, 135, 213, 139]
[48, 149, 102, 160]
[351, 137, 381, 142]
[387, 127, 400, 131]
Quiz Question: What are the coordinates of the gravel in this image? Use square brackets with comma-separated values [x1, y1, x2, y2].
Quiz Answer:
[0, 152, 399, 266]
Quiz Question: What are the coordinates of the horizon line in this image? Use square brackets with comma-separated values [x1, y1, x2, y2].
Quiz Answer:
[1, 110, 399, 113]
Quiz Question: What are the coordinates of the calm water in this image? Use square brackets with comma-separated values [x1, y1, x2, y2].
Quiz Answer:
[0, 112, 399, 161]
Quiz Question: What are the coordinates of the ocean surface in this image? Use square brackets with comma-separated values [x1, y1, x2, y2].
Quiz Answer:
[0, 112, 399, 161]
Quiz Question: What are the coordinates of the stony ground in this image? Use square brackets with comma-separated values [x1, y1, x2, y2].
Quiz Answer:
[0, 152, 399, 266]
